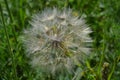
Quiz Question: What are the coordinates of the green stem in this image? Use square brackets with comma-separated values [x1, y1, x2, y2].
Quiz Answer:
[19, 0, 24, 28]
[0, 4, 17, 79]
[4, 0, 17, 43]
[97, 29, 105, 79]
[108, 58, 116, 80]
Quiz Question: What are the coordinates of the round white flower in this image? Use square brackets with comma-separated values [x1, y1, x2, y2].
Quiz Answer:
[21, 8, 92, 74]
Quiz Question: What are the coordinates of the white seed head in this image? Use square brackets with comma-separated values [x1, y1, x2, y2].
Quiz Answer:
[21, 8, 92, 74]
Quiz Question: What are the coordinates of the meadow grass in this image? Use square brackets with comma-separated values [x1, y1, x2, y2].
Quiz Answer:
[0, 0, 120, 80]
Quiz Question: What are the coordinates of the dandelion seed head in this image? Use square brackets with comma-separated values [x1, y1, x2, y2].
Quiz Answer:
[21, 8, 92, 74]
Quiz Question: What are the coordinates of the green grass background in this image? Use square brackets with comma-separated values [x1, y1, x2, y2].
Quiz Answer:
[0, 0, 120, 80]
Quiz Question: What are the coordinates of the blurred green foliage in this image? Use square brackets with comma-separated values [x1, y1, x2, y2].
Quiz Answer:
[0, 0, 120, 80]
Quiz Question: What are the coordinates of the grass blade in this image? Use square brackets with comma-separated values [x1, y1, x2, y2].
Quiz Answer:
[4, 0, 17, 43]
[0, 4, 17, 79]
